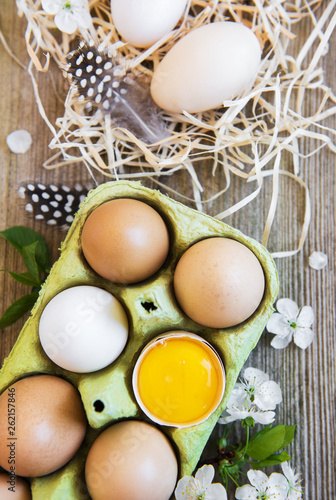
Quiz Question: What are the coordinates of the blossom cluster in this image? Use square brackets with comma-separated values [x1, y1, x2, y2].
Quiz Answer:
[175, 462, 302, 500]
[236, 464, 302, 500]
[219, 367, 282, 425]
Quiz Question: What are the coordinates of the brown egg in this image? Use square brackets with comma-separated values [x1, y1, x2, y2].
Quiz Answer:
[0, 472, 31, 499]
[85, 420, 178, 500]
[0, 375, 87, 477]
[81, 198, 170, 283]
[173, 237, 265, 328]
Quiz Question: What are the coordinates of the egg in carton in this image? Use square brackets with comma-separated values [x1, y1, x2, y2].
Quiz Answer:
[0, 181, 278, 499]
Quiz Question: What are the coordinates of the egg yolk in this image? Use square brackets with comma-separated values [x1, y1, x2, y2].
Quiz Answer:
[137, 337, 224, 426]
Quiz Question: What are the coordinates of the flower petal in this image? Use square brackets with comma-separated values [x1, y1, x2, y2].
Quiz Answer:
[205, 483, 228, 500]
[73, 8, 92, 28]
[41, 0, 62, 14]
[293, 328, 314, 349]
[276, 298, 299, 319]
[228, 385, 248, 407]
[247, 469, 269, 491]
[54, 10, 78, 34]
[266, 313, 291, 335]
[219, 407, 250, 424]
[235, 484, 258, 500]
[288, 485, 303, 500]
[218, 415, 233, 425]
[219, 401, 250, 423]
[255, 381, 282, 410]
[6, 129, 32, 154]
[229, 406, 251, 417]
[244, 367, 269, 385]
[270, 333, 293, 349]
[281, 461, 302, 499]
[195, 464, 215, 490]
[71, 0, 89, 6]
[309, 251, 328, 270]
[281, 462, 295, 483]
[268, 472, 289, 499]
[252, 409, 275, 424]
[297, 306, 314, 327]
[175, 476, 198, 500]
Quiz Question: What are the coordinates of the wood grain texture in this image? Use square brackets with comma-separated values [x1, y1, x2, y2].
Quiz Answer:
[0, 1, 335, 498]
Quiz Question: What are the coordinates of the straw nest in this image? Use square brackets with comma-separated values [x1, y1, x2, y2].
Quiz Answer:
[14, 0, 336, 256]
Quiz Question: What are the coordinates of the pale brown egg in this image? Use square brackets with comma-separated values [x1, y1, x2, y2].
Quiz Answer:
[81, 198, 170, 284]
[0, 473, 31, 499]
[173, 237, 265, 328]
[85, 420, 178, 500]
[0, 375, 87, 477]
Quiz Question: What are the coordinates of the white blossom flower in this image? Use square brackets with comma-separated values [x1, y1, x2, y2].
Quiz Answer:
[219, 367, 282, 425]
[175, 464, 227, 500]
[41, 0, 92, 34]
[230, 368, 282, 411]
[266, 298, 314, 350]
[219, 403, 276, 425]
[235, 469, 289, 500]
[281, 462, 303, 500]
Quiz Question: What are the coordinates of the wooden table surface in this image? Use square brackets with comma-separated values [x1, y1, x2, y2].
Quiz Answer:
[0, 1, 335, 498]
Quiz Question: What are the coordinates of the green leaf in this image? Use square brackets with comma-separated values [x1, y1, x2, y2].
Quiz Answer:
[21, 242, 41, 285]
[250, 451, 292, 469]
[0, 270, 40, 287]
[282, 425, 296, 449]
[246, 425, 287, 461]
[246, 425, 296, 463]
[0, 292, 39, 329]
[0, 226, 50, 273]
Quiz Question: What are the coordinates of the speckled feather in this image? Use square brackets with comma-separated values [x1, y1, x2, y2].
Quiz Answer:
[66, 41, 168, 143]
[19, 183, 88, 229]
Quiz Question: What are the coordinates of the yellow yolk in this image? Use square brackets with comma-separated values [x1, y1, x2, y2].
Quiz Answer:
[137, 337, 224, 426]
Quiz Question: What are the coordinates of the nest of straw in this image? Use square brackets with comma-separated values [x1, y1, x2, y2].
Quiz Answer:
[15, 0, 336, 256]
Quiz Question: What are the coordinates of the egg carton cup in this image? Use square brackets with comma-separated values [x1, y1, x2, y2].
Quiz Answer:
[0, 180, 279, 499]
[13, 0, 336, 257]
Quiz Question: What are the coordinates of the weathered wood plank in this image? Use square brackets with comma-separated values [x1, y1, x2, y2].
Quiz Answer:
[0, 1, 335, 498]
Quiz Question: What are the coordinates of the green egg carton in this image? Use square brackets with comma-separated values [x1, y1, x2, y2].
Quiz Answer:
[0, 180, 278, 499]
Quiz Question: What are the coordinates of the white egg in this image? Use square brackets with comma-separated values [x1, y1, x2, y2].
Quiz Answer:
[39, 286, 128, 373]
[111, 0, 188, 48]
[150, 22, 262, 113]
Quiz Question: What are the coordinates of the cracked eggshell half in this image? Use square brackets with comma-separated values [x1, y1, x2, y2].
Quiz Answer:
[151, 21, 262, 113]
[132, 332, 225, 428]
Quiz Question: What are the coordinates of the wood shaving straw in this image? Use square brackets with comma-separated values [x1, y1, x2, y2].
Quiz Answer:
[14, 0, 336, 256]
